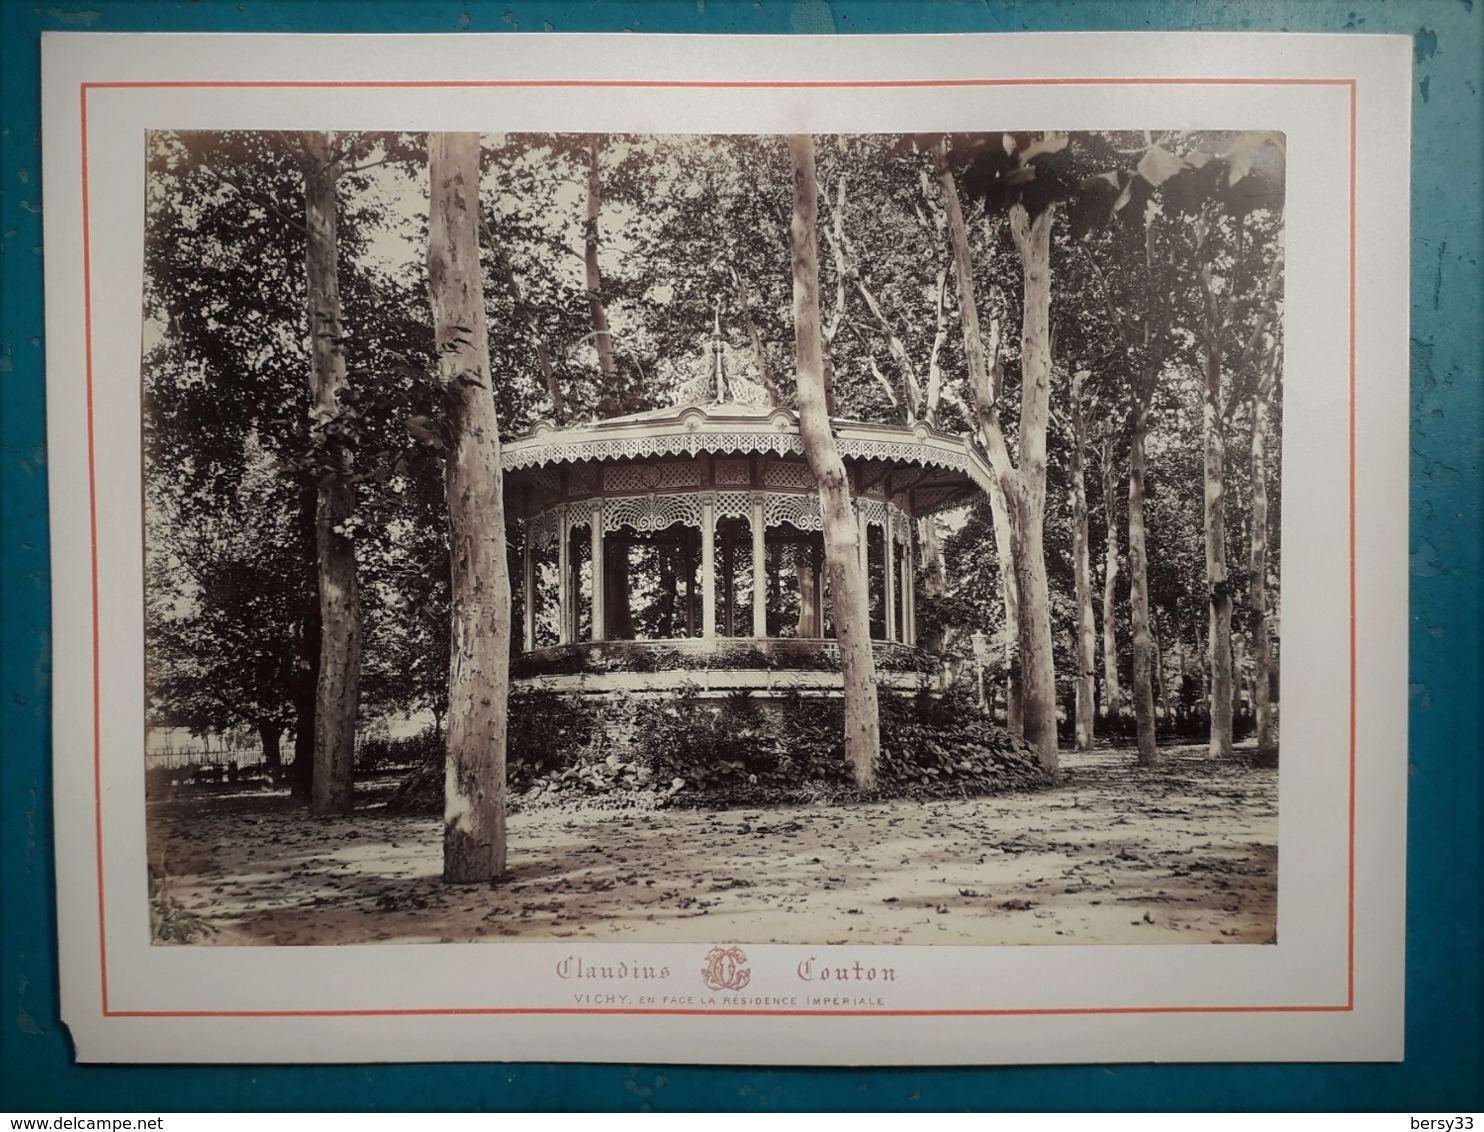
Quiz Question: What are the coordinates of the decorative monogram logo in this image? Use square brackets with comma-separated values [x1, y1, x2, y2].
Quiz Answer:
[700, 946, 751, 992]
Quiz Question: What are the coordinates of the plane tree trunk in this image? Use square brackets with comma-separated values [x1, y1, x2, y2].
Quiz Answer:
[1152, 608, 1173, 723]
[986, 476, 1022, 733]
[1099, 435, 1122, 722]
[301, 129, 361, 817]
[1250, 348, 1280, 765]
[428, 131, 512, 883]
[935, 143, 1029, 737]
[1069, 368, 1096, 751]
[291, 479, 320, 800]
[1128, 403, 1159, 765]
[1199, 266, 1235, 760]
[789, 134, 880, 791]
[1005, 203, 1060, 774]
[917, 514, 946, 652]
[585, 138, 617, 395]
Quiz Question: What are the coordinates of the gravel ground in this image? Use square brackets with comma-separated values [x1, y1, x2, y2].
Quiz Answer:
[147, 743, 1277, 947]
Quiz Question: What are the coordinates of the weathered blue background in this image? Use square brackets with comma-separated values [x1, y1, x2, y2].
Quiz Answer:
[2, 0, 1478, 1112]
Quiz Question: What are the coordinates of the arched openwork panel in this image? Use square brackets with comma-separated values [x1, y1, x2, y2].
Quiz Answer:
[602, 493, 702, 534]
[527, 506, 563, 551]
[764, 492, 824, 532]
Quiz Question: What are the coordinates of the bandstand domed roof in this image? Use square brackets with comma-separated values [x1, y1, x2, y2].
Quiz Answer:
[501, 316, 995, 523]
[502, 400, 994, 521]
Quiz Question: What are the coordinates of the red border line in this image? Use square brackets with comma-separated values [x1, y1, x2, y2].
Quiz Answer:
[83, 75, 1359, 1022]
[1347, 77, 1358, 1012]
[80, 82, 111, 1017]
[104, 1003, 1355, 1019]
[82, 77, 1353, 90]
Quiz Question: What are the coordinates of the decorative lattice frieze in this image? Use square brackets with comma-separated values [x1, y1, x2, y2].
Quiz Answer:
[763, 460, 813, 489]
[504, 424, 996, 507]
[568, 463, 598, 495]
[525, 465, 560, 493]
[715, 492, 753, 521]
[657, 462, 703, 488]
[604, 463, 660, 492]
[715, 458, 752, 486]
[912, 486, 963, 514]
[856, 497, 888, 528]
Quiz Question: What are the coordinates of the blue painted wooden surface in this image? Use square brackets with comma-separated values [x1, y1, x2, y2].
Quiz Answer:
[1, 0, 1478, 1111]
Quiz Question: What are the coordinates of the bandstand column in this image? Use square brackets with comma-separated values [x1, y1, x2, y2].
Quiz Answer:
[903, 522, 916, 646]
[589, 501, 605, 642]
[701, 494, 717, 639]
[522, 519, 535, 652]
[883, 507, 897, 643]
[751, 494, 767, 637]
[557, 505, 572, 645]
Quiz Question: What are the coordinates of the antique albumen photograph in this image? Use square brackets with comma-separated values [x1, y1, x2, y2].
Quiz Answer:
[142, 128, 1285, 949]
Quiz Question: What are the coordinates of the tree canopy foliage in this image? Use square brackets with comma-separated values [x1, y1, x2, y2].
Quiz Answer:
[143, 128, 1284, 782]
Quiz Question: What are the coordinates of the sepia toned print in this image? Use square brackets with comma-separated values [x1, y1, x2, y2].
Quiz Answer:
[142, 128, 1283, 949]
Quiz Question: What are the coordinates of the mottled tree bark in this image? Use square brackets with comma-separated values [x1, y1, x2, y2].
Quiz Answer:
[922, 264, 951, 427]
[985, 475, 1022, 734]
[794, 548, 820, 637]
[918, 514, 946, 652]
[1099, 436, 1122, 721]
[1006, 203, 1060, 773]
[1250, 350, 1279, 765]
[935, 144, 1027, 736]
[584, 138, 617, 388]
[1201, 295, 1235, 760]
[1152, 608, 1172, 723]
[1069, 369, 1096, 751]
[1195, 236, 1281, 760]
[291, 479, 320, 800]
[428, 132, 512, 883]
[302, 130, 361, 817]
[789, 134, 880, 790]
[1128, 406, 1159, 766]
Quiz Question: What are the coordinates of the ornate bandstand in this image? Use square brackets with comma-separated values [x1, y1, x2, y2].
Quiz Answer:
[502, 347, 996, 698]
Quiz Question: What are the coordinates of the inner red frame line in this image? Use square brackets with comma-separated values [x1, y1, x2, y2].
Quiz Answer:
[1346, 74, 1359, 1014]
[80, 75, 1359, 1021]
[80, 81, 111, 1018]
[84, 76, 1354, 90]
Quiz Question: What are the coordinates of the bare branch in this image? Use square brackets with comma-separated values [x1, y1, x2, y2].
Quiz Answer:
[730, 262, 780, 407]
[187, 148, 310, 240]
[820, 174, 850, 348]
[492, 245, 563, 419]
[923, 262, 951, 427]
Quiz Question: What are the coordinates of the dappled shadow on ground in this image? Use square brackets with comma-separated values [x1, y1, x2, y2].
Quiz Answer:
[147, 745, 1277, 947]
